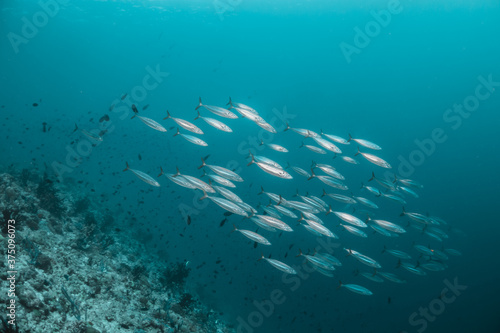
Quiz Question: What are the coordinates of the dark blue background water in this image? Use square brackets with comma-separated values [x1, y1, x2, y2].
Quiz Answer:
[1, 1, 500, 332]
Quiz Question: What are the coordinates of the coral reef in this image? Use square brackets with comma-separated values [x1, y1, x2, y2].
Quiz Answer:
[0, 172, 233, 333]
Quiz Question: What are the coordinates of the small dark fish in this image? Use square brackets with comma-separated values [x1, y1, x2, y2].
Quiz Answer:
[71, 123, 78, 134]
[388, 297, 391, 304]
[109, 104, 115, 111]
[98, 130, 107, 136]
[99, 114, 110, 123]
[253, 242, 257, 248]
[138, 154, 142, 161]
[142, 104, 149, 110]
[33, 103, 38, 107]
[131, 104, 138, 114]
[223, 212, 233, 217]
[187, 215, 191, 225]
[219, 218, 227, 227]
[42, 122, 47, 132]
[121, 93, 127, 100]
[216, 260, 221, 264]
[169, 126, 175, 130]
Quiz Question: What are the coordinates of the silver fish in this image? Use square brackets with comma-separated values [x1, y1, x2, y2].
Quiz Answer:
[198, 158, 244, 182]
[339, 282, 373, 296]
[320, 130, 349, 144]
[345, 248, 381, 268]
[355, 148, 391, 169]
[259, 255, 297, 275]
[260, 140, 288, 153]
[194, 111, 232, 132]
[123, 162, 160, 187]
[300, 142, 326, 154]
[158, 167, 196, 189]
[340, 224, 367, 238]
[248, 152, 292, 179]
[195, 97, 238, 119]
[354, 196, 378, 209]
[131, 114, 167, 132]
[327, 209, 367, 228]
[233, 224, 271, 245]
[164, 110, 203, 134]
[309, 170, 348, 190]
[312, 137, 342, 154]
[173, 128, 208, 146]
[226, 97, 259, 115]
[213, 185, 243, 203]
[348, 134, 382, 150]
[322, 190, 357, 204]
[200, 191, 247, 217]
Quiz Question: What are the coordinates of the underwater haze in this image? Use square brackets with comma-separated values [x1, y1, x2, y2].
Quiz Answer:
[1, 0, 500, 332]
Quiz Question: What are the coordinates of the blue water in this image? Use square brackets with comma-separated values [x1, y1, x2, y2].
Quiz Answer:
[2, 0, 500, 332]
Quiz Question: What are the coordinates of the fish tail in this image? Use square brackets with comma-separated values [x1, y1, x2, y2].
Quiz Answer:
[307, 168, 315, 180]
[400, 207, 406, 216]
[293, 189, 298, 197]
[354, 146, 361, 156]
[197, 157, 206, 169]
[299, 141, 304, 148]
[295, 249, 303, 257]
[157, 167, 164, 177]
[368, 172, 375, 182]
[337, 281, 342, 289]
[396, 259, 401, 268]
[381, 245, 386, 254]
[372, 268, 377, 277]
[326, 205, 332, 215]
[332, 153, 337, 160]
[123, 162, 130, 172]
[259, 139, 264, 146]
[277, 195, 282, 206]
[393, 174, 398, 183]
[174, 166, 181, 177]
[321, 189, 327, 197]
[247, 150, 255, 166]
[163, 110, 171, 120]
[195, 97, 202, 110]
[297, 213, 304, 222]
[194, 110, 201, 120]
[283, 122, 290, 132]
[320, 128, 324, 135]
[258, 186, 264, 195]
[174, 128, 180, 136]
[200, 190, 208, 201]
[200, 169, 206, 178]
[348, 133, 353, 142]
[72, 123, 78, 133]
[231, 224, 237, 233]
[266, 200, 272, 207]
[257, 253, 265, 261]
[310, 160, 316, 168]
[226, 97, 232, 106]
[284, 161, 290, 169]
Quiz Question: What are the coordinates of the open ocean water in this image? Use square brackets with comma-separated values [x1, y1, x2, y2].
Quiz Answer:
[1, 1, 500, 332]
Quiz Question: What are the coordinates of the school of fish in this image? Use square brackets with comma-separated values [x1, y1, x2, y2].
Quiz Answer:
[114, 97, 462, 297]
